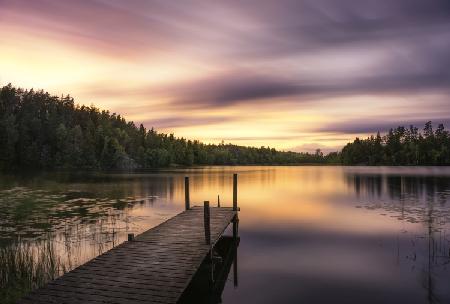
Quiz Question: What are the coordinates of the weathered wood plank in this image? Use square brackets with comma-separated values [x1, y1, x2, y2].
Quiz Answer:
[19, 206, 237, 304]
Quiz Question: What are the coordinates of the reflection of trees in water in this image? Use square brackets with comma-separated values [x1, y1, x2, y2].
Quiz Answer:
[0, 175, 185, 292]
[347, 174, 450, 224]
[346, 172, 450, 303]
[0, 175, 180, 239]
[0, 172, 242, 303]
[349, 174, 450, 204]
[0, 171, 245, 275]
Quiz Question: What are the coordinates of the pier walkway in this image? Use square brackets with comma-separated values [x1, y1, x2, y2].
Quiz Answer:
[19, 175, 240, 304]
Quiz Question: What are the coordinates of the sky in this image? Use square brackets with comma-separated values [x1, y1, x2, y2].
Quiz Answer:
[1, 0, 450, 152]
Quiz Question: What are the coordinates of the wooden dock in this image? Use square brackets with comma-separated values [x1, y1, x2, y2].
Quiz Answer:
[19, 175, 240, 304]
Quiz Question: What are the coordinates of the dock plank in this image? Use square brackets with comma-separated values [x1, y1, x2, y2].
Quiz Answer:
[19, 206, 237, 304]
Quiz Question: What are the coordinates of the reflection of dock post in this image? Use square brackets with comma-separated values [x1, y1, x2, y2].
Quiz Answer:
[185, 177, 190, 210]
[204, 200, 214, 299]
[233, 216, 239, 288]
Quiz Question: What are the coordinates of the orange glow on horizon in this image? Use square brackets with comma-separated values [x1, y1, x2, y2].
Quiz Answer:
[1, 1, 449, 152]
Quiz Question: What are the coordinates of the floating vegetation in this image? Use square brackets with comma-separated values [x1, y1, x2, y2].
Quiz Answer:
[0, 175, 180, 302]
[0, 186, 160, 241]
[357, 199, 450, 226]
[0, 241, 66, 304]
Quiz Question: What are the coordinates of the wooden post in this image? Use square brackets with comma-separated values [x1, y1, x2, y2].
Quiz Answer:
[231, 171, 239, 287]
[204, 201, 211, 245]
[185, 176, 190, 210]
[128, 233, 135, 241]
[233, 173, 238, 211]
[217, 195, 220, 208]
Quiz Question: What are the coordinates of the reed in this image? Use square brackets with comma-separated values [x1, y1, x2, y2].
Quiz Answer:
[0, 241, 66, 304]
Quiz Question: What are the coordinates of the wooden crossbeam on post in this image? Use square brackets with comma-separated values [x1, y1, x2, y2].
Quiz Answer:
[185, 176, 190, 210]
[23, 206, 238, 304]
[204, 201, 211, 245]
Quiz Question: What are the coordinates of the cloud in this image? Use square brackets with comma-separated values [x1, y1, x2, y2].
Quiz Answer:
[269, 0, 450, 48]
[141, 115, 233, 129]
[317, 119, 450, 135]
[166, 71, 304, 108]
[288, 143, 340, 154]
[2, 0, 450, 148]
[163, 49, 450, 108]
[3, 0, 450, 59]
[207, 135, 301, 141]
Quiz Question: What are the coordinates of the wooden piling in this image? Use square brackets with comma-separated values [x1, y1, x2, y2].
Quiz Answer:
[233, 173, 238, 211]
[217, 195, 220, 207]
[128, 233, 135, 241]
[232, 172, 239, 287]
[21, 206, 237, 304]
[204, 201, 211, 245]
[185, 176, 190, 210]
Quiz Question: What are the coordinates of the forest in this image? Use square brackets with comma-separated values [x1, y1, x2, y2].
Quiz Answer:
[0, 84, 337, 170]
[341, 122, 450, 165]
[1, 84, 450, 169]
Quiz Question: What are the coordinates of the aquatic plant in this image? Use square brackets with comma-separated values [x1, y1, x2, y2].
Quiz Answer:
[0, 241, 65, 304]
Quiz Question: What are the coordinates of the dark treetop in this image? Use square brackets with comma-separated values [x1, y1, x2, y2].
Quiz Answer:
[0, 84, 337, 170]
[341, 122, 450, 165]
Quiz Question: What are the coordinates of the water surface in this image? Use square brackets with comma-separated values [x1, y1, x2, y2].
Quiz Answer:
[1, 166, 449, 303]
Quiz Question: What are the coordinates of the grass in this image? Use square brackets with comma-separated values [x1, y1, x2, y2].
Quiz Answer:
[0, 240, 66, 304]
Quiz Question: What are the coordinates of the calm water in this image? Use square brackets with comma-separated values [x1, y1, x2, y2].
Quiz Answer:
[1, 166, 450, 303]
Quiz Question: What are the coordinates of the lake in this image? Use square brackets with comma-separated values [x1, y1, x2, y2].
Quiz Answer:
[1, 166, 449, 303]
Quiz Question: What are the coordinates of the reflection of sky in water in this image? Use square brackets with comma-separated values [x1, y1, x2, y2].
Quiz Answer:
[0, 167, 449, 303]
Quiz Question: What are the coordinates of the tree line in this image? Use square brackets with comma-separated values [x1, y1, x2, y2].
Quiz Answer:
[341, 122, 450, 165]
[0, 84, 337, 170]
